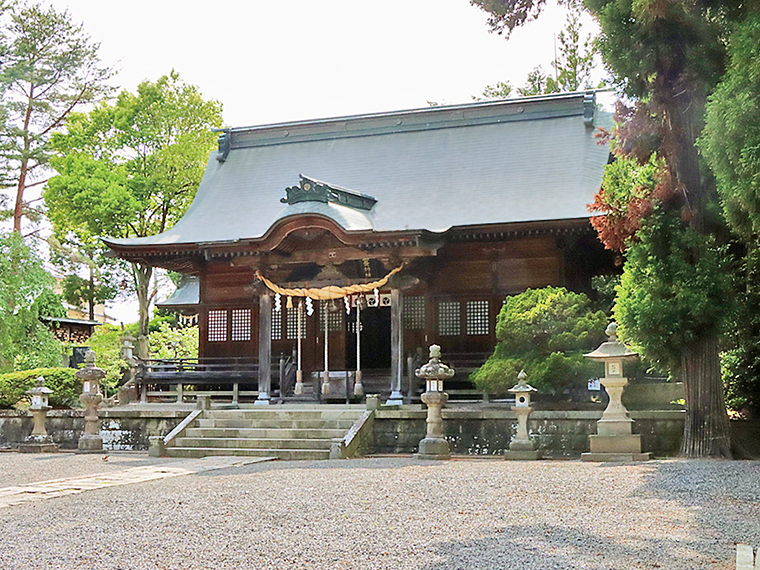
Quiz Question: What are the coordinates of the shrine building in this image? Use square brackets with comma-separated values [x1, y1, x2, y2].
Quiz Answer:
[104, 91, 614, 403]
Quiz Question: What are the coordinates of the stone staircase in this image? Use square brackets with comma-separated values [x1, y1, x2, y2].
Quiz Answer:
[164, 406, 367, 460]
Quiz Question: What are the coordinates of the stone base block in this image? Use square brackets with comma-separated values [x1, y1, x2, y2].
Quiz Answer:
[148, 436, 166, 457]
[414, 437, 450, 460]
[509, 439, 536, 452]
[597, 418, 635, 436]
[19, 442, 58, 453]
[77, 434, 103, 453]
[589, 434, 643, 454]
[581, 452, 652, 462]
[504, 449, 542, 460]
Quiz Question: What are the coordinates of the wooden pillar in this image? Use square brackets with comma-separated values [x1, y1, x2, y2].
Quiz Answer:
[386, 288, 404, 405]
[256, 292, 272, 405]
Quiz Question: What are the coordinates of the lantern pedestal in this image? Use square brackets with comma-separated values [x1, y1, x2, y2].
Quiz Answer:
[78, 392, 104, 452]
[415, 391, 451, 460]
[581, 324, 651, 462]
[504, 406, 541, 460]
[414, 345, 455, 460]
[582, 376, 650, 461]
[20, 406, 58, 453]
[76, 350, 106, 453]
[20, 378, 57, 453]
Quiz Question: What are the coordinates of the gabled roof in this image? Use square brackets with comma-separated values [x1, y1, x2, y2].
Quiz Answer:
[104, 91, 611, 250]
[157, 275, 200, 308]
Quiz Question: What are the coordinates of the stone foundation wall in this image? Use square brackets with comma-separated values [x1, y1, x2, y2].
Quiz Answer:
[0, 409, 188, 451]
[0, 405, 753, 458]
[374, 408, 687, 457]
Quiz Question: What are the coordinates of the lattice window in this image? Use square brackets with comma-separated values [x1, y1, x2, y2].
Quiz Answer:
[438, 301, 460, 336]
[403, 296, 425, 330]
[466, 300, 489, 336]
[319, 301, 344, 332]
[272, 305, 282, 340]
[231, 308, 251, 342]
[207, 310, 228, 342]
[286, 306, 306, 340]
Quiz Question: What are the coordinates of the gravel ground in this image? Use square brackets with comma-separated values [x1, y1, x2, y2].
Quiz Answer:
[0, 455, 758, 570]
[0, 451, 180, 488]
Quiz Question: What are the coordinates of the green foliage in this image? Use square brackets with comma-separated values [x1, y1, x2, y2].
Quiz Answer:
[0, 367, 79, 409]
[48, 233, 123, 318]
[589, 153, 665, 252]
[0, 0, 111, 231]
[471, 287, 607, 394]
[614, 210, 731, 373]
[590, 274, 620, 314]
[32, 289, 66, 319]
[149, 321, 198, 360]
[0, 231, 63, 372]
[476, 80, 513, 100]
[718, 242, 760, 418]
[700, 15, 760, 239]
[45, 71, 223, 335]
[477, 6, 601, 99]
[83, 323, 137, 395]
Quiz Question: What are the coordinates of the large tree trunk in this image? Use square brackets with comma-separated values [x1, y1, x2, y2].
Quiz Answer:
[133, 262, 153, 339]
[680, 334, 732, 458]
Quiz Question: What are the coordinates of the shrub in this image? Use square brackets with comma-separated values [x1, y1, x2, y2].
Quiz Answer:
[471, 287, 608, 395]
[0, 367, 79, 409]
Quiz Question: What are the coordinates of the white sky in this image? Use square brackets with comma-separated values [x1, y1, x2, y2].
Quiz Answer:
[43, 0, 604, 324]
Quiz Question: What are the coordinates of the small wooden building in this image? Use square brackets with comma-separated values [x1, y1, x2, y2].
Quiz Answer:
[104, 92, 613, 401]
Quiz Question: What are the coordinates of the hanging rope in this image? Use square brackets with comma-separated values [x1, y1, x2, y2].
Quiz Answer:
[254, 265, 403, 300]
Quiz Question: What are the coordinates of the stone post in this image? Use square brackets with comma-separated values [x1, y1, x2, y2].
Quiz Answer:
[504, 370, 541, 460]
[118, 333, 138, 405]
[76, 349, 105, 453]
[581, 323, 651, 462]
[256, 293, 272, 405]
[385, 289, 404, 405]
[19, 377, 58, 453]
[414, 345, 455, 460]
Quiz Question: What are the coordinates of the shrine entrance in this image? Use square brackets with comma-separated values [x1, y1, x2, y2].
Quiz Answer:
[345, 306, 391, 370]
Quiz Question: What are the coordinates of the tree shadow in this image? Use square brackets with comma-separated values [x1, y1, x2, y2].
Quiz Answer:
[422, 522, 731, 570]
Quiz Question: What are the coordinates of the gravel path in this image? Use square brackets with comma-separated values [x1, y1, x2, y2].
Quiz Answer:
[0, 455, 758, 569]
[0, 451, 179, 488]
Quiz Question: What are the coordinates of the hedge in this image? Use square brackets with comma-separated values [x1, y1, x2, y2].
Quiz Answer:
[0, 367, 80, 409]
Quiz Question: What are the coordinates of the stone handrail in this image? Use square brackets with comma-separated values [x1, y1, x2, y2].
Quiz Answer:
[163, 409, 203, 446]
[330, 410, 374, 459]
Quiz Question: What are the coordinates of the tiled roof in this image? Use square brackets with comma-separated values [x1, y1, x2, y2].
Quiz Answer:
[104, 91, 611, 249]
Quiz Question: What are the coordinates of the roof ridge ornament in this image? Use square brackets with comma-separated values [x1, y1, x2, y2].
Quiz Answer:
[281, 175, 377, 211]
[214, 128, 231, 162]
[583, 90, 595, 128]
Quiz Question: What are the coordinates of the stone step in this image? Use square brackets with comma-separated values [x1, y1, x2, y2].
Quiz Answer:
[203, 410, 364, 421]
[196, 418, 357, 430]
[174, 437, 333, 450]
[185, 427, 349, 439]
[165, 447, 329, 460]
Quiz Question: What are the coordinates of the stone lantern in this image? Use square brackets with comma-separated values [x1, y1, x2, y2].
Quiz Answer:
[76, 349, 105, 453]
[414, 345, 455, 460]
[504, 370, 541, 460]
[19, 377, 58, 453]
[581, 323, 651, 461]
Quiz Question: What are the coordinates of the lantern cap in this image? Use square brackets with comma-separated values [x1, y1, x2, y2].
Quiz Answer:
[508, 370, 537, 394]
[584, 322, 638, 361]
[415, 344, 455, 381]
[26, 377, 53, 395]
